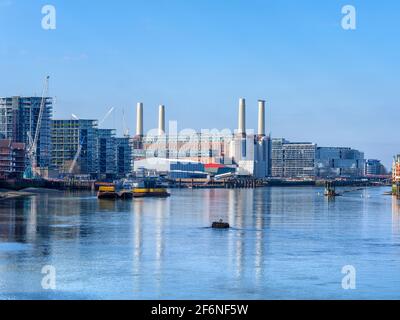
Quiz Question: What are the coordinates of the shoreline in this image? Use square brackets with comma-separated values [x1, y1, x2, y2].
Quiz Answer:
[0, 187, 63, 200]
[0, 191, 36, 200]
[0, 178, 392, 192]
[0, 184, 393, 196]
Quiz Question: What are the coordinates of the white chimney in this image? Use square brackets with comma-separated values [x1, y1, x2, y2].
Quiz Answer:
[158, 105, 165, 135]
[136, 102, 144, 136]
[258, 100, 265, 136]
[238, 98, 246, 135]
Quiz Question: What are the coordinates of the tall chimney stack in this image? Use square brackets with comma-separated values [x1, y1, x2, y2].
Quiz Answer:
[258, 100, 265, 136]
[238, 98, 246, 136]
[158, 105, 165, 135]
[136, 102, 144, 136]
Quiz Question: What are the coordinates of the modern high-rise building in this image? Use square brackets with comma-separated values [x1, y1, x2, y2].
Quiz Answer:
[116, 137, 133, 178]
[283, 142, 317, 178]
[51, 119, 99, 177]
[98, 129, 117, 179]
[0, 96, 52, 168]
[316, 147, 365, 178]
[271, 138, 288, 177]
[51, 121, 132, 179]
[272, 139, 316, 178]
[365, 159, 386, 176]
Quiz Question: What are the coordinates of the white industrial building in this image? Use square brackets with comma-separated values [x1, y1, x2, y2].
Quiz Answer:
[131, 98, 272, 178]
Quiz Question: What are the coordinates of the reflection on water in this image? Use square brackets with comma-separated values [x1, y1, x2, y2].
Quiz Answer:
[392, 196, 400, 235]
[0, 187, 399, 300]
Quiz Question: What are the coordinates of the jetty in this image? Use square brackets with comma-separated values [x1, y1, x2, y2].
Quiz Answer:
[324, 181, 339, 197]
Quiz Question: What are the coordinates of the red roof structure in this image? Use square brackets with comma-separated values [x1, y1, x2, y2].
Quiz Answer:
[204, 163, 225, 169]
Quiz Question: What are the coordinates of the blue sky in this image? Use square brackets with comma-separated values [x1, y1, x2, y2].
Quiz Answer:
[0, 0, 399, 167]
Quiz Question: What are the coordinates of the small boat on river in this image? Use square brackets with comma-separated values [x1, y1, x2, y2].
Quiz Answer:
[212, 219, 230, 229]
[97, 178, 170, 199]
[132, 178, 170, 198]
[97, 186, 119, 199]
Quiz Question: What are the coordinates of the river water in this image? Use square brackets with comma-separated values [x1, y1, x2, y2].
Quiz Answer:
[0, 187, 399, 300]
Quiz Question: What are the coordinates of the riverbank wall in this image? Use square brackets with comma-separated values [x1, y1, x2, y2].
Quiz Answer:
[0, 179, 95, 191]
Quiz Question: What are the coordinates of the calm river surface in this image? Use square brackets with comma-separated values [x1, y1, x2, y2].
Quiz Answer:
[0, 187, 400, 300]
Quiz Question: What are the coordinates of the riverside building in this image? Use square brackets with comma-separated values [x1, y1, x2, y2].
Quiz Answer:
[393, 155, 400, 195]
[50, 120, 132, 179]
[0, 96, 52, 169]
[365, 159, 386, 176]
[98, 129, 117, 179]
[316, 147, 365, 178]
[272, 142, 365, 179]
[115, 137, 133, 178]
[271, 139, 317, 178]
[50, 119, 99, 178]
[131, 99, 272, 179]
[394, 155, 400, 183]
[0, 139, 25, 179]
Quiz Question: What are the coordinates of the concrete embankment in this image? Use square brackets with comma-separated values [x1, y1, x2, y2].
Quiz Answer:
[0, 179, 94, 191]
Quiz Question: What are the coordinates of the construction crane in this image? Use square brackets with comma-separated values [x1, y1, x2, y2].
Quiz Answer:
[69, 136, 85, 174]
[99, 106, 115, 127]
[67, 105, 114, 175]
[25, 76, 50, 179]
[122, 108, 130, 137]
[67, 112, 84, 175]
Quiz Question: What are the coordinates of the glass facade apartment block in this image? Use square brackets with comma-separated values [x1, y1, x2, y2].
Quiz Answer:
[272, 138, 287, 177]
[316, 147, 365, 178]
[365, 159, 385, 176]
[0, 96, 52, 168]
[272, 139, 316, 178]
[282, 143, 317, 178]
[116, 137, 132, 178]
[98, 129, 117, 179]
[51, 120, 99, 177]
